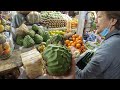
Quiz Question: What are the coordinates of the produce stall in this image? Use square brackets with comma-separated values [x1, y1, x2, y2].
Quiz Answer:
[0, 11, 90, 79]
[0, 11, 77, 79]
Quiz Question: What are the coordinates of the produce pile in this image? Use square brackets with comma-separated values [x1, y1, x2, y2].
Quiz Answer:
[14, 21, 75, 77]
[48, 30, 65, 36]
[0, 14, 11, 60]
[40, 11, 64, 19]
[13, 11, 67, 28]
[42, 19, 66, 28]
[16, 24, 50, 48]
[1, 11, 87, 78]
[39, 11, 67, 28]
[0, 15, 11, 32]
[65, 34, 87, 54]
[71, 18, 78, 29]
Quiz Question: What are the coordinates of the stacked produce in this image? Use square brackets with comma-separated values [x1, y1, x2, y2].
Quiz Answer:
[12, 11, 41, 28]
[43, 44, 72, 76]
[71, 18, 78, 29]
[0, 14, 11, 60]
[48, 30, 65, 36]
[16, 24, 50, 48]
[42, 19, 67, 28]
[39, 11, 67, 28]
[40, 11, 64, 19]
[65, 34, 86, 54]
[0, 16, 11, 32]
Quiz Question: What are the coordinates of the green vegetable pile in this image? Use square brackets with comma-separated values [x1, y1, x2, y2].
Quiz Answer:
[16, 24, 50, 48]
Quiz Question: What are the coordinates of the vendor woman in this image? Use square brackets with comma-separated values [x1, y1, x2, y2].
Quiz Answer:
[75, 11, 120, 79]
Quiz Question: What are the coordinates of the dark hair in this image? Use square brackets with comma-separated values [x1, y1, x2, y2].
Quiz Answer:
[104, 11, 120, 30]
[68, 11, 76, 17]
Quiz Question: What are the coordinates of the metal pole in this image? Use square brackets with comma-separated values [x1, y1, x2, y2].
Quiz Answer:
[77, 11, 87, 36]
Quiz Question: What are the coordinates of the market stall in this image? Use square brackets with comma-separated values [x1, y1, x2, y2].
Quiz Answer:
[0, 11, 99, 79]
[0, 11, 77, 79]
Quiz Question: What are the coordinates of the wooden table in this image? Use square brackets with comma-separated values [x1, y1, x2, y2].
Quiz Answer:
[0, 50, 23, 75]
[0, 46, 35, 77]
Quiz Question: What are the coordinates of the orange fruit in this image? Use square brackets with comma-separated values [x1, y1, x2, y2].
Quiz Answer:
[76, 40, 82, 44]
[78, 36, 82, 40]
[68, 43, 71, 46]
[74, 34, 79, 38]
[75, 38, 80, 41]
[76, 44, 81, 49]
[72, 38, 76, 41]
[70, 41, 73, 44]
[71, 43, 76, 47]
[68, 46, 72, 49]
[74, 41, 77, 45]
[65, 40, 70, 45]
[72, 35, 76, 38]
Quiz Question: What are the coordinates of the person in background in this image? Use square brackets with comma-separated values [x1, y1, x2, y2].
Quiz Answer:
[74, 11, 120, 79]
[68, 11, 76, 18]
[60, 11, 69, 15]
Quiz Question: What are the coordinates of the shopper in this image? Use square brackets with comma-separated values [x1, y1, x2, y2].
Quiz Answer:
[75, 11, 120, 79]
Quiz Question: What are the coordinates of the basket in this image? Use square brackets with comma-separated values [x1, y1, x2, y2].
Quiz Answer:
[40, 19, 67, 28]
